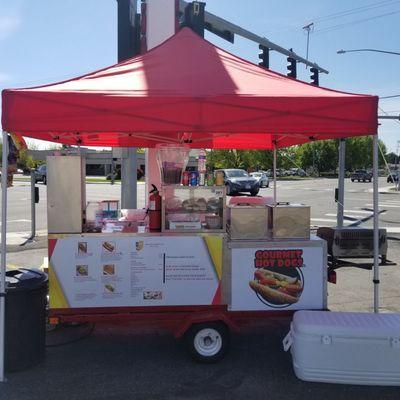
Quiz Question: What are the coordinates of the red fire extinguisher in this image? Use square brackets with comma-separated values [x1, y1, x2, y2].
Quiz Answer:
[148, 184, 161, 232]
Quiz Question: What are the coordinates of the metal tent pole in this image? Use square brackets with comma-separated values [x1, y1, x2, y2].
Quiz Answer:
[20, 170, 36, 246]
[273, 144, 277, 204]
[372, 134, 380, 313]
[0, 131, 9, 381]
[337, 138, 346, 227]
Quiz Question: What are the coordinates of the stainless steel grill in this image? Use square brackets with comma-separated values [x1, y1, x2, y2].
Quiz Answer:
[317, 227, 387, 259]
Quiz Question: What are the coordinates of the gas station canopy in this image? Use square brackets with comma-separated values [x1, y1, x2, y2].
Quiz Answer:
[2, 28, 378, 149]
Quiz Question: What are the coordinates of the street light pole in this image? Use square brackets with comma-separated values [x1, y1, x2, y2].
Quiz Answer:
[337, 48, 400, 56]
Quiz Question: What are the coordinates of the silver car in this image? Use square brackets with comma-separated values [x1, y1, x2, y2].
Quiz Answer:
[250, 172, 269, 188]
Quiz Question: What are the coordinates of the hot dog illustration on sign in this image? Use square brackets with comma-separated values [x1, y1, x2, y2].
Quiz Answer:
[249, 249, 304, 308]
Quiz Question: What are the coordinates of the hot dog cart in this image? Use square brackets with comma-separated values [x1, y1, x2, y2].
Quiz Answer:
[46, 153, 327, 362]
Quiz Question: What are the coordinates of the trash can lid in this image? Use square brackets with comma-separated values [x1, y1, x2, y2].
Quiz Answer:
[6, 268, 48, 291]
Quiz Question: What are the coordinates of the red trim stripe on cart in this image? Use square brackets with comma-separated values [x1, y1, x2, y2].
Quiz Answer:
[48, 238, 58, 259]
[212, 283, 222, 305]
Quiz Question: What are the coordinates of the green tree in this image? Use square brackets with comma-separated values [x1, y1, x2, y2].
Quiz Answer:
[297, 140, 338, 176]
[385, 152, 399, 165]
[206, 136, 388, 175]
[345, 136, 387, 170]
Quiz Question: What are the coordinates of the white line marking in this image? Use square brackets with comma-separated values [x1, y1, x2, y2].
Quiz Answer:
[325, 214, 366, 219]
[343, 209, 381, 214]
[311, 218, 338, 223]
[0, 219, 31, 225]
[366, 204, 400, 208]
[6, 230, 47, 238]
[385, 227, 400, 233]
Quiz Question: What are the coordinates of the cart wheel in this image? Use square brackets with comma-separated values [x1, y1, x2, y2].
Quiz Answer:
[185, 322, 230, 363]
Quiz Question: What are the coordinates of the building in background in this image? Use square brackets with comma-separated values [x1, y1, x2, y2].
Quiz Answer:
[28, 148, 198, 176]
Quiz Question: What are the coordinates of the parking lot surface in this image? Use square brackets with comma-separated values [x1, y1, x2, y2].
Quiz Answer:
[2, 178, 400, 398]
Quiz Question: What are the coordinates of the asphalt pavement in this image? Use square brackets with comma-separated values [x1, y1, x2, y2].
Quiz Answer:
[2, 321, 400, 400]
[2, 177, 400, 399]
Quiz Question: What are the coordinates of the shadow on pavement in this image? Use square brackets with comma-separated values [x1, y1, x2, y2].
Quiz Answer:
[2, 323, 400, 400]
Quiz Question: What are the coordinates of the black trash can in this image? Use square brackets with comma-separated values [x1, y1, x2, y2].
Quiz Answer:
[5, 268, 48, 372]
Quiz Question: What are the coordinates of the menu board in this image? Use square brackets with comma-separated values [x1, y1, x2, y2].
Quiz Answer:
[49, 235, 222, 309]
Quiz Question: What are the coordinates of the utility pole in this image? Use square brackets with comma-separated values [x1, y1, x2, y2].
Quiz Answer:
[302, 22, 314, 68]
[117, 0, 140, 208]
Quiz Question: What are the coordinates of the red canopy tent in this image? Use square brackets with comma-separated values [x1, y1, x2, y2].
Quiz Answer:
[2, 27, 377, 149]
[0, 28, 383, 381]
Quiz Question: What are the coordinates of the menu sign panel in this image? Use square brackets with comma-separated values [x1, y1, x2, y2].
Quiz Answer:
[49, 235, 222, 308]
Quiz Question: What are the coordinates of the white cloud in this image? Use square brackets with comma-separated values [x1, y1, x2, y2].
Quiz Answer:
[0, 15, 21, 40]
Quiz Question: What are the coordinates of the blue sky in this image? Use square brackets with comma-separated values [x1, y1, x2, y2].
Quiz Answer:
[1, 0, 399, 153]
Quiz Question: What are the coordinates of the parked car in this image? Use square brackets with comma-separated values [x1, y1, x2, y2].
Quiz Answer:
[278, 168, 290, 176]
[387, 170, 399, 183]
[215, 169, 260, 196]
[35, 164, 47, 184]
[289, 167, 306, 177]
[250, 172, 269, 188]
[350, 169, 372, 182]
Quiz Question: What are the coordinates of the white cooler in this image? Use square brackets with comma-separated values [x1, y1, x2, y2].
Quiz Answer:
[283, 310, 400, 386]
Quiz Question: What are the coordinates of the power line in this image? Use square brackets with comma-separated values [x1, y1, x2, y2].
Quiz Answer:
[263, 0, 400, 35]
[312, 0, 400, 23]
[315, 9, 400, 35]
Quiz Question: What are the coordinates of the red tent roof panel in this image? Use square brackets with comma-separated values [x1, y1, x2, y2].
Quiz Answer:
[2, 28, 378, 149]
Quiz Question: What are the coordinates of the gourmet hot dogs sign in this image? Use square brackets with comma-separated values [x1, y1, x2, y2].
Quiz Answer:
[230, 243, 326, 311]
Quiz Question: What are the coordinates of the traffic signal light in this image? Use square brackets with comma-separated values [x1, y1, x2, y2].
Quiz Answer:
[287, 57, 297, 78]
[310, 67, 319, 86]
[259, 45, 270, 68]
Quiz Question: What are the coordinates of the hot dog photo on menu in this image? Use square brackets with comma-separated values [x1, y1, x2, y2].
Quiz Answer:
[249, 249, 304, 308]
[102, 241, 115, 253]
[78, 242, 87, 254]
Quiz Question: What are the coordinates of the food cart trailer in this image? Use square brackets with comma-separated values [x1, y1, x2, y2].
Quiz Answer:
[43, 152, 327, 362]
[1, 28, 379, 367]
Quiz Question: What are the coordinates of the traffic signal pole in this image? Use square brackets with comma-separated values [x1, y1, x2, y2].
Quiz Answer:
[117, 0, 139, 209]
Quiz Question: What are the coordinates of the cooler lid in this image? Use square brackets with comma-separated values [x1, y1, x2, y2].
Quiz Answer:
[293, 310, 400, 338]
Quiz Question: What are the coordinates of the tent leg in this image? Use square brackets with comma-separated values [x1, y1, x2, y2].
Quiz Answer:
[0, 131, 8, 381]
[373, 134, 379, 313]
[273, 145, 277, 204]
[337, 138, 345, 227]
